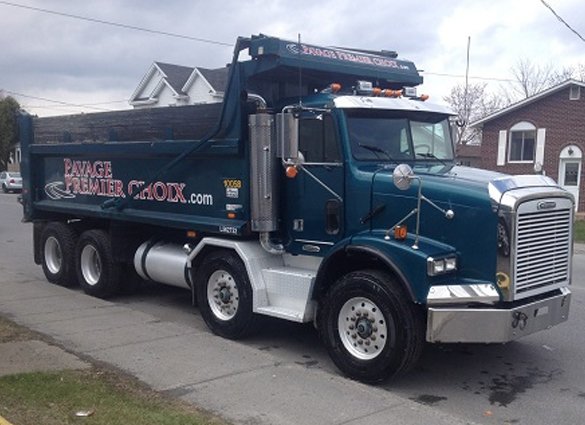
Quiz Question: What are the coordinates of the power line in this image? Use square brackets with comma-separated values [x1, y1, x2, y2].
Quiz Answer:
[539, 0, 585, 43]
[2, 89, 115, 111]
[0, 0, 233, 47]
[422, 71, 516, 83]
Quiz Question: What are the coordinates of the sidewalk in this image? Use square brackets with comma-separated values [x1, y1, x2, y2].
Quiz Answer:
[0, 267, 476, 425]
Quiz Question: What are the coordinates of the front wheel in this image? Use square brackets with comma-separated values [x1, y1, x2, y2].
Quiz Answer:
[76, 230, 121, 298]
[320, 270, 424, 383]
[195, 249, 257, 339]
[2, 184, 8, 193]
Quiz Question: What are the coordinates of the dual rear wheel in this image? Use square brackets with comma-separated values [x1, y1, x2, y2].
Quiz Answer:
[40, 224, 123, 298]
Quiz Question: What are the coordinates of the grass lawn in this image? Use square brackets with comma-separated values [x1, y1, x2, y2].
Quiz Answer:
[575, 220, 585, 243]
[0, 316, 227, 425]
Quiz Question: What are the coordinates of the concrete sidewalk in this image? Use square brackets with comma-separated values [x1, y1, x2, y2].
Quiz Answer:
[0, 268, 476, 425]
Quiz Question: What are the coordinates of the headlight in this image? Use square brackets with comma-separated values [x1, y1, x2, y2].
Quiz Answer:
[427, 256, 457, 276]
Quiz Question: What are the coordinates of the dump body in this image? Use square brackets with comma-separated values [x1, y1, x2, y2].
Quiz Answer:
[21, 103, 251, 235]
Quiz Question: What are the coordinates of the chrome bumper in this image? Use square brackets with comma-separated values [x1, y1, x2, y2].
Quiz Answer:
[426, 287, 571, 343]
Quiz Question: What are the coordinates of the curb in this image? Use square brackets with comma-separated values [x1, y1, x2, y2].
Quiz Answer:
[0, 415, 14, 425]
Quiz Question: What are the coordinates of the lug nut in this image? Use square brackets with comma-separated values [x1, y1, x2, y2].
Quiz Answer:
[357, 340, 363, 345]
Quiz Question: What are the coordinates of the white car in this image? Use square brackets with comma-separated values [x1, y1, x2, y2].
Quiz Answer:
[0, 171, 23, 193]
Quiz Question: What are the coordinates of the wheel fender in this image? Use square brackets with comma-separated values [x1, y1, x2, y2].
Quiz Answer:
[188, 237, 282, 311]
[315, 243, 418, 303]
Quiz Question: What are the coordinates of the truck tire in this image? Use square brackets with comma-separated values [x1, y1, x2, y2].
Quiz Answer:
[320, 269, 424, 383]
[76, 230, 121, 298]
[195, 249, 257, 339]
[40, 222, 78, 287]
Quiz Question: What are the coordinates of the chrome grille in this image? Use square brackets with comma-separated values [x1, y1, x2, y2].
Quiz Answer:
[514, 203, 572, 298]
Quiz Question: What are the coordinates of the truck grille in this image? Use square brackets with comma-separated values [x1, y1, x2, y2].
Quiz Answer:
[514, 206, 572, 297]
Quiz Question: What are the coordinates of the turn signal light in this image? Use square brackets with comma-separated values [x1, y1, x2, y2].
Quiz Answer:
[186, 230, 197, 238]
[394, 225, 407, 240]
[286, 166, 298, 179]
[227, 212, 236, 219]
[330, 83, 342, 93]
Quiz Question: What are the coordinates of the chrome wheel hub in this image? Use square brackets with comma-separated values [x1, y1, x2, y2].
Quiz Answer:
[80, 245, 101, 286]
[44, 236, 62, 274]
[207, 270, 239, 321]
[338, 297, 388, 360]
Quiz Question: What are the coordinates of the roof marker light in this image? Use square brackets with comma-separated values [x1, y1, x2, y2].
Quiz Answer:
[321, 83, 342, 94]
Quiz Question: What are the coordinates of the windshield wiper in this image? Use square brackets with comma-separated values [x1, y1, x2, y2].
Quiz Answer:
[416, 152, 449, 166]
[358, 143, 395, 161]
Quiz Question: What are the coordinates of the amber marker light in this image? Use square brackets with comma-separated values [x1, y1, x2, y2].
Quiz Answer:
[286, 166, 298, 178]
[372, 87, 382, 96]
[227, 212, 237, 219]
[420, 94, 429, 101]
[330, 83, 342, 93]
[394, 225, 408, 240]
[186, 230, 197, 238]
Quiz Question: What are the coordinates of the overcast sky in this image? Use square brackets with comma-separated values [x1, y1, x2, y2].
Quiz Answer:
[1, 0, 584, 116]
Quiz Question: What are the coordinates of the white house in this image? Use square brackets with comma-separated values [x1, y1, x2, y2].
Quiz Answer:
[129, 62, 228, 108]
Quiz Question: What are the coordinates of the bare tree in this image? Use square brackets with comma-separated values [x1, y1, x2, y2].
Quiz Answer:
[444, 82, 504, 145]
[507, 58, 579, 102]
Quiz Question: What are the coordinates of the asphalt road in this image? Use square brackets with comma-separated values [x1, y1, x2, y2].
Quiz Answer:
[1, 191, 584, 425]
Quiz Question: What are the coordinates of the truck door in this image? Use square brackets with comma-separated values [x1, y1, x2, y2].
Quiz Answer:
[284, 113, 344, 255]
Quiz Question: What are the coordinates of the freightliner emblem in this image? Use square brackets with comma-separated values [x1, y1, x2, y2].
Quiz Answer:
[537, 201, 557, 210]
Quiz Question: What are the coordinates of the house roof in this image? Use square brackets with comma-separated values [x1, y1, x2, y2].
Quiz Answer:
[130, 62, 229, 105]
[197, 67, 229, 93]
[154, 62, 194, 95]
[471, 79, 585, 127]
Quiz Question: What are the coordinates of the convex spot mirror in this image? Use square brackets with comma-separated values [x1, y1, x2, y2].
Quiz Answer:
[393, 163, 415, 191]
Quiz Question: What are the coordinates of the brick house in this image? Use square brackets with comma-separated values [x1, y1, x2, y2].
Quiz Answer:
[471, 79, 585, 212]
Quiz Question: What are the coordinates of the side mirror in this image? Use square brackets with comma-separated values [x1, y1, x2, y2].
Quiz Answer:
[393, 163, 415, 191]
[276, 112, 298, 160]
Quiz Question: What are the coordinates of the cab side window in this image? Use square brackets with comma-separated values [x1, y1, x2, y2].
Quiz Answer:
[299, 115, 341, 163]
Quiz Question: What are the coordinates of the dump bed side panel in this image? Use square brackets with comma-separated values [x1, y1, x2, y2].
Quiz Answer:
[24, 104, 250, 235]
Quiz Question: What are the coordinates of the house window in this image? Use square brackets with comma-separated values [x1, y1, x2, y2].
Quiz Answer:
[508, 122, 536, 162]
[569, 85, 581, 100]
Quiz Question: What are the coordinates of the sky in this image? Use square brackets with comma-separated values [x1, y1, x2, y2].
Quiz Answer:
[1, 0, 584, 116]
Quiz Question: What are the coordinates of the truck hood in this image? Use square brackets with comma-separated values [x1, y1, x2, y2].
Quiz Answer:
[362, 165, 502, 282]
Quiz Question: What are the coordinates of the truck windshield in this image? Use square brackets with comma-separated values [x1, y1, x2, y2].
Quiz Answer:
[345, 110, 454, 163]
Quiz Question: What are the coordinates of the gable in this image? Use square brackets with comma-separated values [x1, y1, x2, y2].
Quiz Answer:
[472, 79, 585, 128]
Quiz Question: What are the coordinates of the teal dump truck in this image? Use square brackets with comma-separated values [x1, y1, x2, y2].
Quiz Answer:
[19, 35, 573, 382]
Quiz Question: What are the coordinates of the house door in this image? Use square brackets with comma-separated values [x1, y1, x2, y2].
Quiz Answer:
[559, 145, 582, 211]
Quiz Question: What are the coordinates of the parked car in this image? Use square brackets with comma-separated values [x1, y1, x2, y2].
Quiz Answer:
[0, 171, 23, 193]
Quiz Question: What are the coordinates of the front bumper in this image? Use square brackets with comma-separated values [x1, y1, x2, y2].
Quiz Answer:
[426, 287, 571, 343]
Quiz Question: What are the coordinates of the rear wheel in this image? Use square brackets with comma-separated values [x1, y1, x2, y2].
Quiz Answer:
[76, 230, 120, 298]
[40, 222, 78, 287]
[320, 270, 424, 383]
[195, 250, 257, 339]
